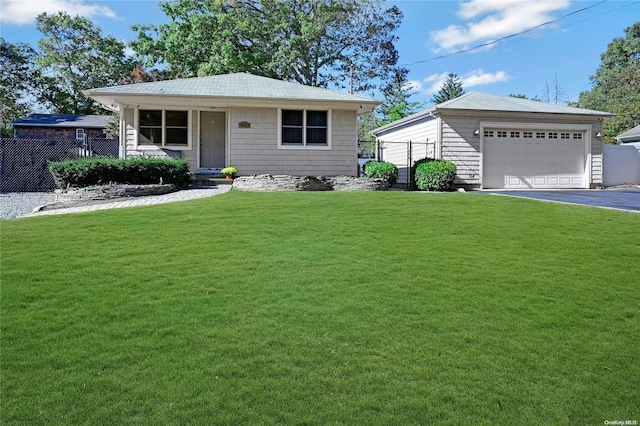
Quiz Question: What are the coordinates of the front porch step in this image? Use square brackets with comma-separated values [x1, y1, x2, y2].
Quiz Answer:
[190, 173, 234, 187]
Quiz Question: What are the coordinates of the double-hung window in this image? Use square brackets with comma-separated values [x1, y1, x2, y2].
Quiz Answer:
[280, 109, 330, 147]
[139, 109, 189, 147]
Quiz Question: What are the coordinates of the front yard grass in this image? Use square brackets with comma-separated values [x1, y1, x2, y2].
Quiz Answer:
[1, 191, 638, 424]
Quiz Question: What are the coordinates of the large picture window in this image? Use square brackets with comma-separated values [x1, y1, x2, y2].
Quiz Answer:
[139, 109, 189, 146]
[280, 109, 329, 147]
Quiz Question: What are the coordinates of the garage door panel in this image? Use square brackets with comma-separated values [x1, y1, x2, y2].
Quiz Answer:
[484, 129, 586, 189]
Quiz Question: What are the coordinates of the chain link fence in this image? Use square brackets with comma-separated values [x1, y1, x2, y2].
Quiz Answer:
[0, 138, 119, 192]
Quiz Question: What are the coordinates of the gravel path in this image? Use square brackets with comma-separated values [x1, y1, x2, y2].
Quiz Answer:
[0, 192, 57, 219]
[2, 186, 232, 219]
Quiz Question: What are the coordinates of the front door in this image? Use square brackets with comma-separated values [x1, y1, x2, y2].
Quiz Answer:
[200, 111, 226, 168]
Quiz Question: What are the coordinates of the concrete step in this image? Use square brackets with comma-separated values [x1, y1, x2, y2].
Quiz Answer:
[190, 174, 234, 187]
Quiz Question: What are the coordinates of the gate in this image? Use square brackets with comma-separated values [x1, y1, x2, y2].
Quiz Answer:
[0, 138, 119, 192]
[376, 140, 432, 189]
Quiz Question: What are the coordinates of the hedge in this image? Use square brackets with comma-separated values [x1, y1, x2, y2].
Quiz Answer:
[49, 156, 191, 189]
[414, 159, 457, 191]
[410, 157, 435, 188]
[363, 161, 399, 187]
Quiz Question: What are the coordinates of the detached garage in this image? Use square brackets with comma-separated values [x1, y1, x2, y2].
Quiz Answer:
[371, 92, 614, 189]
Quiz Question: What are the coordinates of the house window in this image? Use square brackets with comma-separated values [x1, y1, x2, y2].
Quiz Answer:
[76, 129, 85, 140]
[139, 109, 188, 146]
[280, 109, 329, 147]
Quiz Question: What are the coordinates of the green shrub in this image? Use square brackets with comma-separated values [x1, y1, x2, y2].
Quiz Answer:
[49, 156, 191, 189]
[363, 161, 399, 186]
[415, 159, 457, 191]
[410, 157, 435, 188]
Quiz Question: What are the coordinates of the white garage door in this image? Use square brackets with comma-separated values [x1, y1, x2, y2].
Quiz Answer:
[483, 129, 586, 189]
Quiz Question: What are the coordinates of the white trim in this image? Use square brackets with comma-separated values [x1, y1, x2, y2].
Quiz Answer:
[479, 121, 593, 189]
[196, 111, 201, 168]
[277, 108, 332, 150]
[118, 105, 126, 158]
[435, 116, 442, 159]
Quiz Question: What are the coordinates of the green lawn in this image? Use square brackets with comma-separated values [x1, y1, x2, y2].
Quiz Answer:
[1, 191, 638, 424]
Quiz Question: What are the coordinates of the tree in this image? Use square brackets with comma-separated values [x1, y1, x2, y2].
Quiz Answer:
[378, 67, 423, 124]
[573, 22, 640, 143]
[431, 72, 464, 104]
[131, 0, 403, 93]
[0, 38, 39, 137]
[34, 11, 136, 114]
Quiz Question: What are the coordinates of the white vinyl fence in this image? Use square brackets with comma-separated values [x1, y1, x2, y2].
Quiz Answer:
[602, 144, 640, 187]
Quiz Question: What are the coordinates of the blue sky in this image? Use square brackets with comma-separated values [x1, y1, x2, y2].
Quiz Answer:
[1, 0, 639, 106]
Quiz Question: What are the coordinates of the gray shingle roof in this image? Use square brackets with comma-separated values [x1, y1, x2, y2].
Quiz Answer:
[372, 91, 614, 135]
[11, 114, 112, 128]
[437, 91, 614, 116]
[85, 72, 379, 104]
[617, 124, 640, 140]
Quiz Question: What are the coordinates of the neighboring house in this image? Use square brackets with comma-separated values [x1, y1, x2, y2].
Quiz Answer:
[83, 73, 380, 176]
[371, 92, 614, 189]
[11, 114, 113, 139]
[616, 124, 640, 149]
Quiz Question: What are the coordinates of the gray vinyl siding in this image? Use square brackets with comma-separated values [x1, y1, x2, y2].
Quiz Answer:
[440, 116, 480, 185]
[375, 116, 437, 186]
[228, 107, 358, 176]
[124, 107, 135, 153]
[591, 121, 603, 185]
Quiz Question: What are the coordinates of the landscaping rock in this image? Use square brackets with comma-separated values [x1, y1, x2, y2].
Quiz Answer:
[330, 176, 389, 191]
[55, 184, 178, 203]
[232, 175, 388, 191]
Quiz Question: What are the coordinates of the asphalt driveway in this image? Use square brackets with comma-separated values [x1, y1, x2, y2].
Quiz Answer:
[477, 188, 640, 212]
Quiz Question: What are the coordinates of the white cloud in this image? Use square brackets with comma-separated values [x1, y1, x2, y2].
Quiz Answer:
[0, 0, 117, 25]
[413, 69, 511, 95]
[430, 0, 570, 52]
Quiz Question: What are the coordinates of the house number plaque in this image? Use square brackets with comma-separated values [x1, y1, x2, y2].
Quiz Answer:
[238, 121, 251, 129]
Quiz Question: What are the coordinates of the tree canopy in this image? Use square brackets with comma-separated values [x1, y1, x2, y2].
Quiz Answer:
[0, 39, 39, 137]
[573, 22, 640, 142]
[431, 73, 464, 105]
[35, 11, 136, 114]
[379, 67, 423, 124]
[131, 0, 403, 93]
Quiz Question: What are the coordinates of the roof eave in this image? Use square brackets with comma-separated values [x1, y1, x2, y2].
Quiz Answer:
[434, 107, 616, 119]
[371, 107, 436, 136]
[85, 91, 381, 114]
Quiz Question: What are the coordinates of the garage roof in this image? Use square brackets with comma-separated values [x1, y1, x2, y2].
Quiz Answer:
[372, 91, 614, 135]
[437, 92, 614, 116]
